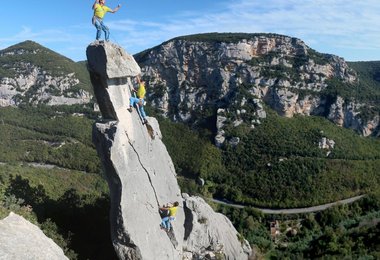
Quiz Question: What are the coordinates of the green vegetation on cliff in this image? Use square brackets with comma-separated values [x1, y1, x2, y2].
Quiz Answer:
[348, 61, 380, 121]
[0, 164, 114, 259]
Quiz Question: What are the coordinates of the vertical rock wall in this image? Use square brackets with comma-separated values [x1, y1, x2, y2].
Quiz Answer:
[86, 41, 252, 260]
[87, 41, 183, 259]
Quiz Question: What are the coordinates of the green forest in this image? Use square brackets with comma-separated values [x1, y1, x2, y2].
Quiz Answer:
[155, 109, 380, 208]
[155, 110, 380, 258]
[215, 191, 380, 258]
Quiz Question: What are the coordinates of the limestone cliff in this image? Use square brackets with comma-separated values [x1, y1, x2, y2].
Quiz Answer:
[86, 41, 252, 259]
[134, 33, 378, 140]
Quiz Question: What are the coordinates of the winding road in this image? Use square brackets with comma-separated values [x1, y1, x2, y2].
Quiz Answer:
[211, 195, 365, 215]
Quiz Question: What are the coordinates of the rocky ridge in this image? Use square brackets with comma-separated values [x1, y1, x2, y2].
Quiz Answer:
[135, 33, 379, 143]
[86, 41, 252, 259]
[0, 41, 91, 107]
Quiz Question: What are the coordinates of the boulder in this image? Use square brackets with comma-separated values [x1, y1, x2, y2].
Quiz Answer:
[183, 195, 252, 259]
[0, 212, 68, 260]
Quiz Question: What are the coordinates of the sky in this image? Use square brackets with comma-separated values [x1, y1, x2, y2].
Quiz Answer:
[1, 0, 379, 62]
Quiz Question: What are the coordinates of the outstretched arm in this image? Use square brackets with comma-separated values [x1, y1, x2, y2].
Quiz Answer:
[92, 0, 99, 10]
[111, 4, 121, 13]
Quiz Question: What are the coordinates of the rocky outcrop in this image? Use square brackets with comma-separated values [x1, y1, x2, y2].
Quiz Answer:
[182, 194, 252, 259]
[327, 96, 380, 137]
[134, 33, 378, 140]
[86, 41, 251, 259]
[0, 212, 68, 259]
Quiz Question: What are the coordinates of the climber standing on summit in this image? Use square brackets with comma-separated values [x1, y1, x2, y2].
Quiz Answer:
[128, 76, 148, 124]
[92, 0, 121, 41]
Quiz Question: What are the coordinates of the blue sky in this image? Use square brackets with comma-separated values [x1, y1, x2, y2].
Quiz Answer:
[1, 0, 379, 62]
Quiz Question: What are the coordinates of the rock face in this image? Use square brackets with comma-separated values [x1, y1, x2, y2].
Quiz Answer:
[0, 212, 68, 260]
[182, 194, 252, 259]
[134, 33, 378, 140]
[86, 41, 251, 259]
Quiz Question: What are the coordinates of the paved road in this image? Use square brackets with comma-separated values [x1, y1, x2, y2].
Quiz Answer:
[211, 195, 365, 215]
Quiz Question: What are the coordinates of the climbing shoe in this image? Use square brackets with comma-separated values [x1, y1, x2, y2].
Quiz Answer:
[127, 106, 133, 112]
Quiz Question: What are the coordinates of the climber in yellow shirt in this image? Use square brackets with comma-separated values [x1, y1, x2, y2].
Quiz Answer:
[159, 201, 179, 232]
[128, 76, 148, 124]
[92, 0, 121, 41]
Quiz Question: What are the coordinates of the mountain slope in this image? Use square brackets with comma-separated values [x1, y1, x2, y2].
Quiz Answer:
[0, 40, 92, 106]
[157, 109, 380, 208]
[347, 61, 380, 125]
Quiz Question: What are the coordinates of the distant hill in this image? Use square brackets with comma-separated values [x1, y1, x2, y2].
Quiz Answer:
[0, 40, 92, 106]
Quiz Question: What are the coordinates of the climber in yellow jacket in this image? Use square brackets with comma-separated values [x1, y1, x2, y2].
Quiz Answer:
[160, 201, 179, 232]
[92, 0, 121, 41]
[128, 76, 148, 124]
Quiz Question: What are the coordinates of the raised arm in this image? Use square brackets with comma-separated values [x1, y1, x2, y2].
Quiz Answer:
[136, 75, 141, 84]
[111, 4, 121, 13]
[92, 0, 99, 10]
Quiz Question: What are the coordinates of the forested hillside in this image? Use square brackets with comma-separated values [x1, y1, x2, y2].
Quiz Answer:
[1, 102, 379, 259]
[0, 41, 92, 107]
[0, 105, 117, 259]
[217, 191, 380, 258]
[0, 105, 100, 172]
[0, 41, 92, 93]
[348, 61, 380, 123]
[155, 108, 380, 208]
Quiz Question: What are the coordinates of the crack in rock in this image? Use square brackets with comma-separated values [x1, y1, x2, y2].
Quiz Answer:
[125, 131, 160, 208]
